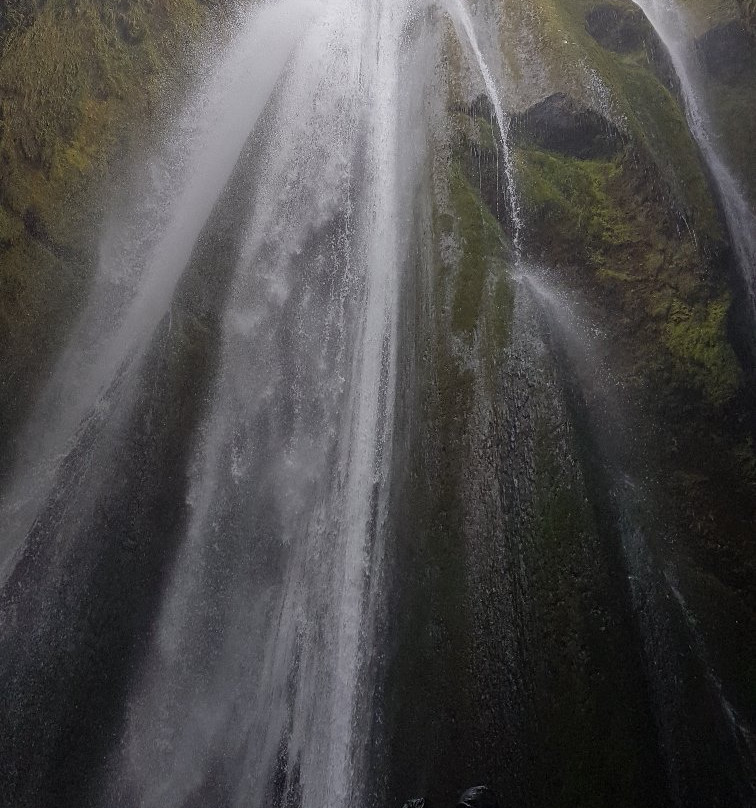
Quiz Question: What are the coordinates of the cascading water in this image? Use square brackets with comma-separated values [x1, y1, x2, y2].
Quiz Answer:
[103, 1, 418, 804]
[0, 0, 522, 805]
[1, 0, 754, 805]
[0, 2, 320, 585]
[442, 0, 524, 251]
[630, 0, 756, 316]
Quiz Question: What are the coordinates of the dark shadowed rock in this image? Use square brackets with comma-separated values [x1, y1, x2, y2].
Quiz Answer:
[585, 3, 648, 52]
[402, 799, 429, 808]
[696, 21, 755, 84]
[585, 3, 679, 94]
[511, 92, 623, 159]
[456, 786, 500, 808]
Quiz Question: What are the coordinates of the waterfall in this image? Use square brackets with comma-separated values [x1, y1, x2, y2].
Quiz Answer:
[101, 2, 520, 803]
[97, 0, 435, 805]
[630, 0, 756, 316]
[2, 0, 753, 805]
[1, 0, 523, 802]
[0, 0, 320, 586]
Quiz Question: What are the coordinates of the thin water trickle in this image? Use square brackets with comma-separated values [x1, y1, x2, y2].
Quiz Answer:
[443, 0, 524, 251]
[630, 0, 756, 316]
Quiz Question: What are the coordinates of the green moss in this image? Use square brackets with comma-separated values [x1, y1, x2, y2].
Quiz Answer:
[446, 160, 511, 337]
[0, 0, 206, 240]
[512, 122, 743, 408]
[449, 107, 498, 156]
[504, 0, 720, 234]
[516, 147, 633, 267]
[663, 297, 741, 404]
[619, 65, 720, 233]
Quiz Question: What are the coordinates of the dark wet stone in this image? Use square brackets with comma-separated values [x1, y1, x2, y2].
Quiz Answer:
[456, 785, 500, 808]
[585, 3, 648, 52]
[696, 21, 755, 84]
[584, 4, 679, 95]
[511, 92, 623, 159]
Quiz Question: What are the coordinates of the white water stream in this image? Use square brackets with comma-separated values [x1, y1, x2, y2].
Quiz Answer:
[0, 1, 320, 585]
[67, 1, 511, 806]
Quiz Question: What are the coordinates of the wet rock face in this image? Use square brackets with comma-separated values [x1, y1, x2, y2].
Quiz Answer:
[584, 3, 679, 95]
[696, 21, 756, 84]
[510, 93, 623, 160]
[584, 4, 647, 53]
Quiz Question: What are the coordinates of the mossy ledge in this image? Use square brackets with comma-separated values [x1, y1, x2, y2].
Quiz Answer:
[0, 0, 231, 472]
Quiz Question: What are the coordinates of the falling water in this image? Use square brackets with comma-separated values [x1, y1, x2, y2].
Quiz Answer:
[630, 0, 756, 315]
[2, 0, 518, 805]
[0, 1, 320, 585]
[97, 0, 425, 804]
[442, 0, 524, 250]
[4, 0, 753, 804]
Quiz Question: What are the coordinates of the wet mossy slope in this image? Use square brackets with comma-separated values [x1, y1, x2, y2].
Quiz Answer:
[499, 0, 756, 758]
[382, 61, 670, 807]
[381, 7, 756, 805]
[0, 0, 229, 468]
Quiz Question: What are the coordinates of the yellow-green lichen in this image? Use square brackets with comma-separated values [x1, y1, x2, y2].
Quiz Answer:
[0, 0, 226, 452]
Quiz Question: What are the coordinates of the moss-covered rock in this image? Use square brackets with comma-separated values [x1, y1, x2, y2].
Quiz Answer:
[497, 59, 756, 738]
[663, 296, 741, 404]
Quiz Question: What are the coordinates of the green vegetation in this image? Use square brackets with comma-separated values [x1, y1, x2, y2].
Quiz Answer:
[515, 137, 742, 404]
[447, 161, 511, 337]
[515, 148, 630, 267]
[492, 0, 756, 731]
[663, 296, 740, 404]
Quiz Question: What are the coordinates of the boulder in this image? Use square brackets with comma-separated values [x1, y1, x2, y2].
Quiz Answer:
[511, 93, 623, 159]
[585, 3, 648, 52]
[696, 21, 755, 84]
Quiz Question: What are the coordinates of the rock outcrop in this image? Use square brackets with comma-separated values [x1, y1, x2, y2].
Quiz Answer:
[510, 92, 623, 159]
[696, 20, 756, 84]
[584, 3, 648, 53]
